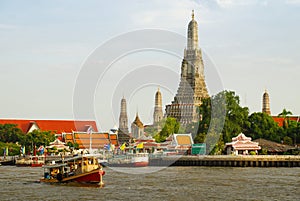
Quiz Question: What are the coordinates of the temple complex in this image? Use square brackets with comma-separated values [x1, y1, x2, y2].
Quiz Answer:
[165, 10, 209, 125]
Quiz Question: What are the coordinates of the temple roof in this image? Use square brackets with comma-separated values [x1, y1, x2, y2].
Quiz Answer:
[0, 119, 98, 134]
[232, 133, 252, 142]
[226, 133, 261, 150]
[253, 138, 295, 153]
[132, 113, 144, 128]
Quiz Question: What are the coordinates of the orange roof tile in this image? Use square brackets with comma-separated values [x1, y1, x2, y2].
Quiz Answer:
[0, 119, 98, 134]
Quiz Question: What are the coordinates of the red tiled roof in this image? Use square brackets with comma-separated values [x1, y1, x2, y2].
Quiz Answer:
[109, 134, 118, 146]
[0, 119, 98, 134]
[64, 133, 118, 149]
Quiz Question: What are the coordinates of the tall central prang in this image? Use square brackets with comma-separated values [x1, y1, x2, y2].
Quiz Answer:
[165, 10, 209, 125]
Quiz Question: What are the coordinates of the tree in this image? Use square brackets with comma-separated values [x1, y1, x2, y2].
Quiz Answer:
[278, 108, 293, 128]
[245, 112, 283, 142]
[283, 136, 293, 146]
[191, 91, 247, 154]
[221, 91, 249, 143]
[154, 117, 180, 142]
[285, 120, 300, 145]
[21, 130, 55, 154]
[0, 124, 24, 143]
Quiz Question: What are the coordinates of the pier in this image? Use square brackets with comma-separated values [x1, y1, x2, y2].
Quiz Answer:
[149, 155, 300, 167]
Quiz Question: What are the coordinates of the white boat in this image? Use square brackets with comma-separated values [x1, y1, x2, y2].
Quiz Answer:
[108, 153, 149, 167]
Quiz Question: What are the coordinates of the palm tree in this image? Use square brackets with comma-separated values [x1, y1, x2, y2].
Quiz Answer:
[278, 108, 293, 128]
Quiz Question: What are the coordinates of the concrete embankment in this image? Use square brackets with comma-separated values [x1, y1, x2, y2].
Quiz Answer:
[149, 155, 300, 167]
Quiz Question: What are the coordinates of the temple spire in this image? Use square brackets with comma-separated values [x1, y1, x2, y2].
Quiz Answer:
[187, 10, 198, 50]
[262, 90, 271, 115]
[192, 10, 194, 20]
[118, 96, 131, 144]
[165, 11, 209, 125]
[153, 88, 163, 124]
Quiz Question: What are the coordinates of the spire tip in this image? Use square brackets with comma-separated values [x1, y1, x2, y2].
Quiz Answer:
[192, 10, 194, 20]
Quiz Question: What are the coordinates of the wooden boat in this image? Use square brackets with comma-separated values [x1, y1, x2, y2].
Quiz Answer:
[15, 155, 45, 167]
[0, 159, 15, 166]
[0, 156, 15, 166]
[40, 155, 105, 186]
[108, 153, 149, 167]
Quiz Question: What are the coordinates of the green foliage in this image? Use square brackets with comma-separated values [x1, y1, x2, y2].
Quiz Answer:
[0, 142, 21, 156]
[0, 124, 24, 143]
[221, 91, 249, 143]
[154, 117, 180, 142]
[245, 112, 284, 142]
[22, 130, 55, 153]
[208, 133, 225, 155]
[285, 120, 300, 145]
[194, 90, 248, 148]
[283, 136, 293, 146]
[144, 124, 160, 137]
[67, 141, 73, 148]
[278, 108, 293, 129]
[73, 142, 79, 149]
[260, 148, 268, 155]
[185, 90, 300, 154]
[249, 151, 256, 155]
[278, 108, 293, 118]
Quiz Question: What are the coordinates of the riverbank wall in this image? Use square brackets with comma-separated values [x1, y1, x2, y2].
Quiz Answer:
[149, 155, 300, 167]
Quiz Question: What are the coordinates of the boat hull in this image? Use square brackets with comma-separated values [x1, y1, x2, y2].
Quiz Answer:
[0, 160, 15, 166]
[40, 168, 105, 185]
[108, 155, 149, 167]
[134, 161, 149, 167]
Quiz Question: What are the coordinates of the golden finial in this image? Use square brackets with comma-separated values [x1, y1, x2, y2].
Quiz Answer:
[192, 10, 194, 20]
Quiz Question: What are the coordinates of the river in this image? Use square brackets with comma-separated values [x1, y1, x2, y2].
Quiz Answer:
[0, 166, 299, 200]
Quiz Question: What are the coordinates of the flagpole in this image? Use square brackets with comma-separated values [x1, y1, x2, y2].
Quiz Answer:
[89, 130, 92, 154]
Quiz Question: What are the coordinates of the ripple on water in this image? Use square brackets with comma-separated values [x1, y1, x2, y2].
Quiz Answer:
[0, 166, 299, 201]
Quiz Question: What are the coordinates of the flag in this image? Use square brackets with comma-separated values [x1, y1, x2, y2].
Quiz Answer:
[120, 142, 126, 151]
[4, 147, 8, 156]
[136, 142, 144, 149]
[87, 126, 93, 134]
[104, 144, 110, 150]
[38, 146, 44, 154]
[22, 146, 25, 155]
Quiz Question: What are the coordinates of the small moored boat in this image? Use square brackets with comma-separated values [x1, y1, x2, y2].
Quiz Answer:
[40, 155, 105, 186]
[15, 155, 45, 167]
[108, 152, 149, 167]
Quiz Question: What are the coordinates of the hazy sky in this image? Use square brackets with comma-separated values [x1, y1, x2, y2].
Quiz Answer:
[0, 0, 299, 131]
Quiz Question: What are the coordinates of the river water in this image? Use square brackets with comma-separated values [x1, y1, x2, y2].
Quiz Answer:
[0, 166, 299, 201]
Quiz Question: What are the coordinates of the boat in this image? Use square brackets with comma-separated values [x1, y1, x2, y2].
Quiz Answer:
[0, 159, 15, 166]
[40, 155, 105, 186]
[108, 152, 149, 167]
[15, 155, 45, 167]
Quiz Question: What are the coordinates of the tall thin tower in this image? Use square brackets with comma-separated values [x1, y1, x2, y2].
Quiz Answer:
[118, 97, 130, 144]
[262, 90, 271, 115]
[165, 10, 209, 125]
[153, 88, 163, 124]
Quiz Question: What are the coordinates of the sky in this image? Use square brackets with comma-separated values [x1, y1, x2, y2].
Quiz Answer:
[0, 0, 299, 131]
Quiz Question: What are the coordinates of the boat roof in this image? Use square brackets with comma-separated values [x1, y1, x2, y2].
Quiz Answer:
[42, 163, 68, 168]
[49, 155, 98, 164]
